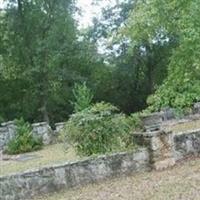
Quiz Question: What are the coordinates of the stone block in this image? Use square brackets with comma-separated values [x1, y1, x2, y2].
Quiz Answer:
[54, 122, 65, 134]
[162, 108, 176, 121]
[134, 130, 175, 170]
[174, 130, 200, 160]
[141, 112, 163, 131]
[0, 148, 149, 200]
[193, 102, 200, 114]
[32, 122, 54, 145]
[0, 121, 16, 150]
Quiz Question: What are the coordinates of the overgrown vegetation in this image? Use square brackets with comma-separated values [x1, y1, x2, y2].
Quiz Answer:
[62, 102, 133, 156]
[0, 0, 173, 124]
[126, 0, 200, 111]
[127, 113, 143, 131]
[0, 0, 199, 139]
[71, 82, 93, 113]
[5, 118, 43, 154]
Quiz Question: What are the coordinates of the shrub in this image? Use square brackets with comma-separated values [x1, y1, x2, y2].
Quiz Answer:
[71, 82, 93, 112]
[62, 102, 132, 156]
[5, 118, 43, 154]
[127, 113, 143, 131]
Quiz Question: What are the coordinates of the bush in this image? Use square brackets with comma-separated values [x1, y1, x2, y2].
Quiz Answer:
[62, 102, 132, 156]
[127, 113, 143, 131]
[71, 82, 93, 112]
[5, 118, 43, 154]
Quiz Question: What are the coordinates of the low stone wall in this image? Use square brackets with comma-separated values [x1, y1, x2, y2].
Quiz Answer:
[0, 148, 149, 200]
[1, 127, 200, 200]
[174, 129, 200, 161]
[133, 128, 200, 170]
[0, 121, 16, 150]
[0, 121, 66, 150]
[54, 122, 65, 134]
[141, 102, 200, 130]
[1, 105, 200, 200]
[32, 122, 56, 145]
[133, 130, 175, 170]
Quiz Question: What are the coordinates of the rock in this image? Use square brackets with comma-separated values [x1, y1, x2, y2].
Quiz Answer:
[134, 130, 175, 170]
[0, 148, 150, 200]
[32, 122, 54, 145]
[174, 130, 200, 160]
[162, 107, 176, 121]
[141, 112, 163, 132]
[193, 102, 200, 114]
[0, 122, 16, 151]
[55, 122, 65, 134]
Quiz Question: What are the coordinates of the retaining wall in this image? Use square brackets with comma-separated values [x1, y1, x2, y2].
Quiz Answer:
[174, 129, 200, 160]
[0, 148, 149, 200]
[133, 128, 200, 170]
[1, 105, 200, 200]
[141, 102, 200, 131]
[0, 128, 200, 200]
[0, 122, 65, 150]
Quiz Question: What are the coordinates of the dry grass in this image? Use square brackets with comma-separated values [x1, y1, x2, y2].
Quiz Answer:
[0, 143, 79, 176]
[164, 119, 200, 133]
[36, 158, 200, 200]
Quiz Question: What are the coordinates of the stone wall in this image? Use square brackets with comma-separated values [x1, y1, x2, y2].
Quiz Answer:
[141, 102, 200, 130]
[54, 122, 65, 134]
[133, 128, 200, 170]
[174, 129, 200, 160]
[1, 104, 200, 200]
[32, 122, 55, 145]
[133, 130, 176, 170]
[0, 121, 16, 150]
[0, 148, 149, 200]
[0, 121, 66, 150]
[0, 125, 200, 200]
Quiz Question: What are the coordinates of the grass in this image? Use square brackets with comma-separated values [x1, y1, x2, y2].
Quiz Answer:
[0, 143, 79, 176]
[35, 158, 200, 200]
[1, 119, 199, 176]
[0, 143, 138, 176]
[164, 119, 200, 133]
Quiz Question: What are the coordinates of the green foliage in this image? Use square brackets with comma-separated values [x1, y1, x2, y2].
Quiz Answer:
[126, 0, 200, 111]
[147, 79, 200, 111]
[62, 102, 132, 156]
[5, 118, 43, 155]
[127, 113, 143, 131]
[71, 82, 93, 113]
[0, 0, 103, 123]
[2, 0, 198, 124]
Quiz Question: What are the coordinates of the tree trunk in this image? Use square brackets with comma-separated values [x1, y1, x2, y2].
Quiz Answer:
[41, 98, 50, 124]
[146, 45, 154, 94]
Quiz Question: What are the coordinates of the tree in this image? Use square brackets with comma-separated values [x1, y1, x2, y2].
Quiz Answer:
[0, 0, 102, 123]
[71, 82, 93, 112]
[87, 0, 173, 113]
[126, 0, 200, 110]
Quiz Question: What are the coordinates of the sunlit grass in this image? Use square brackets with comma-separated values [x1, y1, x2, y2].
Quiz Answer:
[165, 119, 200, 133]
[0, 143, 79, 176]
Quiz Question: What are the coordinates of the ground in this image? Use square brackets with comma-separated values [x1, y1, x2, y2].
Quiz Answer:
[1, 119, 200, 176]
[36, 158, 200, 200]
[0, 143, 79, 176]
[1, 120, 200, 199]
[164, 119, 200, 133]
